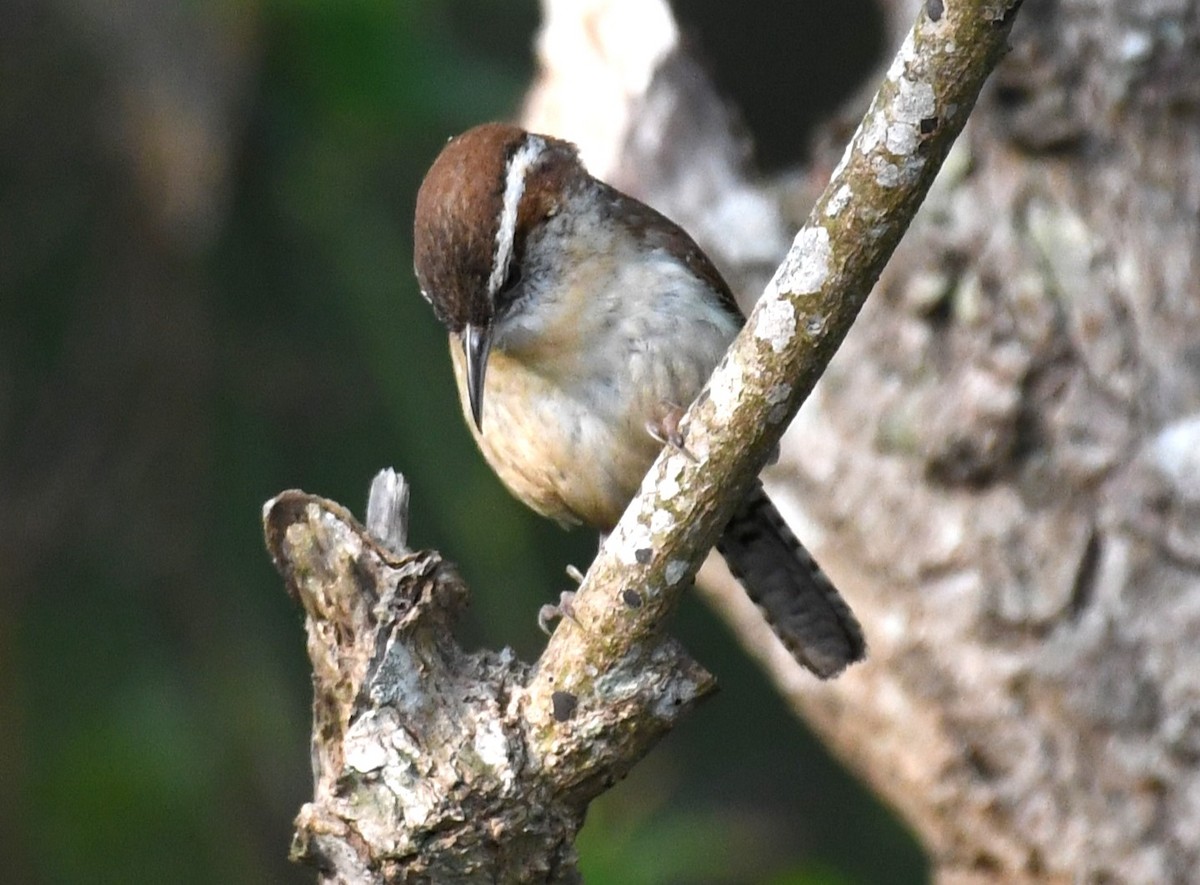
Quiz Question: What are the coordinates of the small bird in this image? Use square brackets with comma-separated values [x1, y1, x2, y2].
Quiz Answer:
[413, 123, 865, 678]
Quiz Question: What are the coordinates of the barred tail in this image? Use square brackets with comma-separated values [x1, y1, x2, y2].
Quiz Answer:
[716, 482, 866, 678]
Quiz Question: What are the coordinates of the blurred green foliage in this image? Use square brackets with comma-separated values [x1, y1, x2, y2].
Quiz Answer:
[1, 0, 924, 881]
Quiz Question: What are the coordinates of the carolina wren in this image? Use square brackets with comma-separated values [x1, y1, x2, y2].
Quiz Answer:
[413, 122, 865, 678]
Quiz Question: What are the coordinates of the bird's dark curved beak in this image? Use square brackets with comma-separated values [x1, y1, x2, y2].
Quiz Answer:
[463, 323, 492, 432]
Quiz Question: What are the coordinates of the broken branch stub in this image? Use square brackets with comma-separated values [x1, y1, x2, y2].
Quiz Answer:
[263, 471, 715, 883]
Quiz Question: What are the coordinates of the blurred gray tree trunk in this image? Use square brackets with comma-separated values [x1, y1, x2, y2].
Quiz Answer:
[527, 0, 1200, 881]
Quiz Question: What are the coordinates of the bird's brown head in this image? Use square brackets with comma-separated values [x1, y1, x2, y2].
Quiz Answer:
[413, 122, 581, 428]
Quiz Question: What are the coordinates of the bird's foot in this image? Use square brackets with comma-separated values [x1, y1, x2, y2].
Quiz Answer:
[646, 402, 698, 462]
[537, 590, 580, 635]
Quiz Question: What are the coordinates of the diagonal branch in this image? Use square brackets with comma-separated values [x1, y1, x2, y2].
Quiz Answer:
[525, 0, 1023, 744]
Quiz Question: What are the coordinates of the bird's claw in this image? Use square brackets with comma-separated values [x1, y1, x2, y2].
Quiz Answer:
[646, 402, 698, 462]
[538, 590, 580, 635]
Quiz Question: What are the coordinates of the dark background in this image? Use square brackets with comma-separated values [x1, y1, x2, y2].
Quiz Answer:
[1, 0, 927, 881]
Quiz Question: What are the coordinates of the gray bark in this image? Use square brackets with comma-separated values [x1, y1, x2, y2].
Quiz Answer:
[267, 475, 714, 883]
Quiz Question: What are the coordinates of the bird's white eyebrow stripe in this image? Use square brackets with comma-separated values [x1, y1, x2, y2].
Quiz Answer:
[488, 134, 545, 299]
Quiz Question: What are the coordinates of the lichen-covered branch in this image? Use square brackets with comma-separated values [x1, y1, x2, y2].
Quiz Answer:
[266, 474, 714, 883]
[526, 0, 1022, 745]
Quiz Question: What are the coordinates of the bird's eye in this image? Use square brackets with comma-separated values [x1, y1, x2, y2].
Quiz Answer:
[496, 261, 523, 305]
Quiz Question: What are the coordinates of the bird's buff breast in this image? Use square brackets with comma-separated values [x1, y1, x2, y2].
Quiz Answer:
[449, 303, 733, 530]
